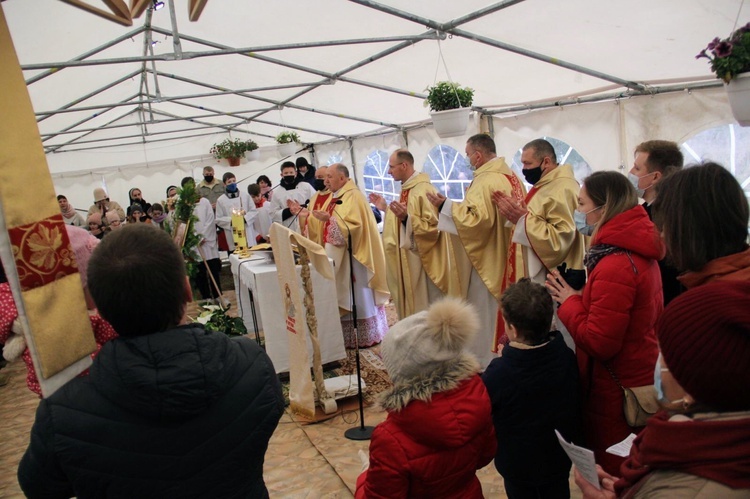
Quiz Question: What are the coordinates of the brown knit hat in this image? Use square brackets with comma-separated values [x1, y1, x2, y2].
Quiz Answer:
[657, 279, 750, 411]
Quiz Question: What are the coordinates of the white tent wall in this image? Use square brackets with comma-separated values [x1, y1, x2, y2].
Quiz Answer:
[50, 85, 733, 213]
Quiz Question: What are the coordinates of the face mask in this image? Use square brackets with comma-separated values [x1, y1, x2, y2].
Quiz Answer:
[628, 172, 656, 198]
[522, 163, 543, 185]
[653, 354, 684, 405]
[281, 175, 297, 189]
[204, 175, 214, 183]
[225, 182, 238, 193]
[574, 206, 601, 236]
[314, 178, 326, 191]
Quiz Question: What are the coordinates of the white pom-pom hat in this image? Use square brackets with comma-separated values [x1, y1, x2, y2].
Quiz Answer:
[381, 297, 480, 382]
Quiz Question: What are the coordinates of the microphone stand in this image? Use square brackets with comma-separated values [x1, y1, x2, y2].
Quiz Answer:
[333, 201, 374, 441]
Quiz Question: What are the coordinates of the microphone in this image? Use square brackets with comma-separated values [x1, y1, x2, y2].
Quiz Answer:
[288, 199, 310, 229]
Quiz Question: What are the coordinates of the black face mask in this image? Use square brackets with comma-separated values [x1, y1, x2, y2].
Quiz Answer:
[522, 163, 543, 185]
[204, 175, 214, 183]
[281, 175, 297, 190]
[314, 178, 326, 191]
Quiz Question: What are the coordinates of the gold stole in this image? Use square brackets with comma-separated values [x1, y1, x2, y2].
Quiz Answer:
[0, 11, 95, 395]
[383, 173, 457, 318]
[451, 157, 526, 301]
[332, 181, 389, 304]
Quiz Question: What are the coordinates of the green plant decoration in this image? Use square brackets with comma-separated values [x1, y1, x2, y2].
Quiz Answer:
[245, 139, 259, 151]
[210, 138, 250, 160]
[166, 181, 201, 277]
[276, 131, 300, 144]
[424, 81, 475, 112]
[194, 304, 247, 337]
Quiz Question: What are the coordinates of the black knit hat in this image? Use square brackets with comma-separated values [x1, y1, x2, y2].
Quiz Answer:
[296, 157, 311, 168]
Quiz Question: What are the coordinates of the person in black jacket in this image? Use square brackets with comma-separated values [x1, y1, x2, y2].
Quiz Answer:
[482, 278, 583, 499]
[18, 224, 284, 499]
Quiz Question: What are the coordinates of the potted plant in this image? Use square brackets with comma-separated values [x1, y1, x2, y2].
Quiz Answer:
[697, 22, 750, 125]
[244, 139, 260, 161]
[193, 304, 247, 337]
[276, 131, 300, 157]
[425, 81, 475, 138]
[210, 138, 248, 166]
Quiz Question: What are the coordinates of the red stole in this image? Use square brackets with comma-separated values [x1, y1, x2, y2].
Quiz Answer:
[493, 173, 526, 351]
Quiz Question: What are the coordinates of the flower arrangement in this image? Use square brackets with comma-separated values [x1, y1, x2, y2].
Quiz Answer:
[193, 304, 247, 337]
[697, 22, 750, 83]
[425, 81, 475, 112]
[276, 131, 300, 144]
[245, 139, 259, 152]
[210, 138, 251, 160]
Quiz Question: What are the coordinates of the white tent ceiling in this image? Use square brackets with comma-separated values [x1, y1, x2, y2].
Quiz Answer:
[1, 0, 746, 184]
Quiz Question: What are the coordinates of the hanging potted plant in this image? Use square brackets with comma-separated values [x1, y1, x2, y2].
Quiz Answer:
[276, 131, 300, 157]
[425, 81, 475, 138]
[210, 138, 249, 166]
[697, 22, 750, 126]
[244, 139, 260, 161]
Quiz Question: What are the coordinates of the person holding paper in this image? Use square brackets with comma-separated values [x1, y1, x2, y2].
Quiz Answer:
[482, 278, 582, 498]
[575, 279, 750, 498]
[545, 171, 662, 475]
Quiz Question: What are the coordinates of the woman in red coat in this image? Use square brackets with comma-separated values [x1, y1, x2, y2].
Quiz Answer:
[546, 171, 662, 475]
[355, 298, 496, 498]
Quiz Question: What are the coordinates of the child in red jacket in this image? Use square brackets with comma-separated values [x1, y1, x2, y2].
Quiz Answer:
[356, 298, 496, 498]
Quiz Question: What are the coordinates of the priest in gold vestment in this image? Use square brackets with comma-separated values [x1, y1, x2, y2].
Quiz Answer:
[493, 139, 585, 350]
[311, 164, 389, 348]
[369, 149, 457, 320]
[427, 134, 526, 368]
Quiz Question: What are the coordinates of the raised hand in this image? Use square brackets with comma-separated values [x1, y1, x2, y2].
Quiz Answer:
[492, 190, 527, 224]
[368, 193, 387, 212]
[389, 201, 408, 221]
[426, 191, 446, 208]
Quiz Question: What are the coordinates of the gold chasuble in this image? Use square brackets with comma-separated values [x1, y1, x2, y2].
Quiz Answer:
[383, 173, 457, 319]
[303, 190, 332, 247]
[523, 164, 585, 273]
[0, 11, 96, 397]
[451, 157, 526, 301]
[332, 181, 389, 308]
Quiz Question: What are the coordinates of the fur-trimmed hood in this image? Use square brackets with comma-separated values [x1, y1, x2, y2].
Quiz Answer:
[379, 353, 480, 412]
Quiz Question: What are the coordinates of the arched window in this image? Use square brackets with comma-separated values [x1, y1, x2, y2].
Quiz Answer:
[363, 150, 400, 203]
[424, 145, 473, 201]
[681, 123, 750, 191]
[681, 123, 750, 230]
[511, 136, 592, 187]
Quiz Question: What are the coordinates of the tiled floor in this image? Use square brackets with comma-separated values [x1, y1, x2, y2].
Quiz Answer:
[0, 291, 581, 497]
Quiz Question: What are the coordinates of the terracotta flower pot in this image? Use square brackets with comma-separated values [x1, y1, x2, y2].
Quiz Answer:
[227, 157, 241, 167]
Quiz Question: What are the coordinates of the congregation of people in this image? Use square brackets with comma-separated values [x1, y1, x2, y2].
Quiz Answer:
[6, 133, 749, 498]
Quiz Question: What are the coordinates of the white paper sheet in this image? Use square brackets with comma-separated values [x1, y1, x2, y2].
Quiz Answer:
[555, 430, 600, 490]
[606, 433, 637, 457]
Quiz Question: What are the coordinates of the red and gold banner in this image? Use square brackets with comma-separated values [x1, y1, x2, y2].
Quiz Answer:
[0, 8, 95, 394]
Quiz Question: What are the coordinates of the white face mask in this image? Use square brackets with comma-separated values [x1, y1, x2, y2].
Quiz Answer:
[574, 206, 601, 236]
[628, 171, 657, 198]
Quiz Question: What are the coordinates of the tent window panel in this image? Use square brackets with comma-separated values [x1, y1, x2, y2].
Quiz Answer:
[680, 124, 750, 230]
[363, 150, 400, 204]
[424, 145, 473, 202]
